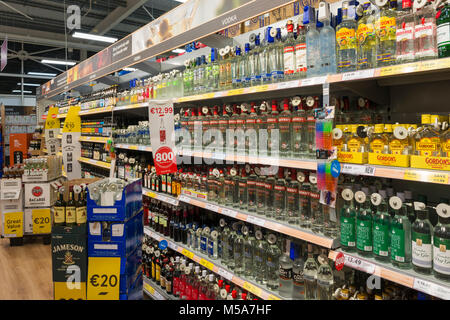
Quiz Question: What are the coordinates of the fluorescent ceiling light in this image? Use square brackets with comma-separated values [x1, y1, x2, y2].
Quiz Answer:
[12, 90, 32, 94]
[41, 59, 77, 66]
[72, 32, 118, 43]
[172, 48, 186, 54]
[17, 82, 41, 87]
[123, 68, 137, 72]
[28, 72, 57, 76]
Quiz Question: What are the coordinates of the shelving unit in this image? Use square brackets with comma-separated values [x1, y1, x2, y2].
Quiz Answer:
[115, 144, 153, 152]
[79, 136, 110, 144]
[144, 226, 284, 300]
[143, 276, 177, 300]
[78, 157, 111, 169]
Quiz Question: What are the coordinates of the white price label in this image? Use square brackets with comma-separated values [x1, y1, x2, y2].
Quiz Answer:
[277, 82, 290, 90]
[221, 208, 237, 218]
[183, 150, 192, 157]
[168, 241, 178, 251]
[313, 76, 327, 85]
[153, 290, 165, 300]
[301, 78, 314, 86]
[246, 215, 266, 227]
[344, 254, 375, 274]
[205, 203, 219, 212]
[342, 69, 374, 81]
[218, 267, 234, 281]
[341, 164, 375, 176]
[413, 278, 450, 300]
[213, 152, 226, 160]
[178, 195, 190, 203]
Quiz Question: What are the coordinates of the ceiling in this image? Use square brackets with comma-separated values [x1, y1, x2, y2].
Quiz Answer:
[0, 0, 183, 96]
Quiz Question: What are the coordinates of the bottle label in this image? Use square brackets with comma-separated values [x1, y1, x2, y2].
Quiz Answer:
[336, 27, 357, 49]
[370, 138, 385, 153]
[340, 216, 356, 247]
[357, 23, 375, 45]
[433, 236, 450, 275]
[443, 139, 450, 157]
[295, 43, 307, 73]
[437, 22, 450, 48]
[416, 137, 439, 156]
[373, 221, 389, 256]
[66, 207, 76, 224]
[293, 270, 304, 287]
[284, 46, 295, 75]
[155, 264, 160, 281]
[391, 226, 406, 262]
[347, 138, 362, 153]
[76, 207, 87, 224]
[415, 22, 437, 57]
[54, 207, 65, 224]
[279, 266, 293, 280]
[200, 237, 207, 251]
[412, 231, 432, 268]
[396, 25, 414, 41]
[376, 16, 396, 42]
[389, 139, 408, 154]
[356, 218, 373, 252]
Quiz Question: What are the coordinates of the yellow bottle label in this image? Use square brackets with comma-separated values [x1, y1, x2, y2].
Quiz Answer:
[416, 137, 439, 156]
[76, 207, 87, 224]
[336, 28, 357, 49]
[334, 139, 344, 152]
[357, 23, 375, 45]
[54, 207, 65, 224]
[152, 261, 156, 279]
[443, 139, 450, 155]
[370, 139, 385, 153]
[348, 138, 362, 152]
[390, 139, 408, 155]
[376, 16, 396, 41]
[65, 207, 76, 224]
[155, 264, 161, 282]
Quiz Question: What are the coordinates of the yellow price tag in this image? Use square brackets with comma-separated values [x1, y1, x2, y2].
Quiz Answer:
[203, 93, 215, 99]
[144, 282, 155, 295]
[267, 294, 281, 300]
[130, 145, 138, 150]
[228, 88, 244, 96]
[63, 106, 81, 133]
[3, 212, 23, 237]
[87, 257, 121, 300]
[146, 191, 156, 198]
[54, 282, 87, 300]
[181, 249, 194, 260]
[45, 107, 60, 130]
[428, 173, 449, 185]
[420, 59, 440, 71]
[32, 208, 51, 234]
[242, 281, 262, 297]
[404, 169, 420, 181]
[199, 259, 214, 271]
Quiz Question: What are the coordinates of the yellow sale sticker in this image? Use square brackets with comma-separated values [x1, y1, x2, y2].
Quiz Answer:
[3, 212, 23, 237]
[243, 282, 262, 297]
[144, 282, 155, 295]
[199, 258, 214, 271]
[32, 208, 51, 234]
[181, 249, 194, 260]
[87, 257, 121, 300]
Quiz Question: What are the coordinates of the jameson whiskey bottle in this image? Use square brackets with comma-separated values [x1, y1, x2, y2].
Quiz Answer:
[340, 189, 356, 252]
[412, 203, 433, 274]
[76, 190, 87, 225]
[433, 203, 450, 281]
[54, 191, 66, 226]
[65, 190, 77, 227]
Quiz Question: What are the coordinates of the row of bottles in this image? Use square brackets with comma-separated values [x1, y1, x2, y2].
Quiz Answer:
[81, 117, 113, 138]
[53, 185, 87, 227]
[81, 142, 111, 163]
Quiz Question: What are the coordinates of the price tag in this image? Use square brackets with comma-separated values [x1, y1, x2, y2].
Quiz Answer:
[87, 257, 121, 300]
[301, 78, 314, 86]
[145, 191, 156, 198]
[413, 278, 433, 296]
[243, 282, 262, 297]
[341, 164, 375, 176]
[428, 173, 449, 185]
[254, 85, 269, 92]
[404, 170, 421, 182]
[343, 254, 375, 274]
[199, 258, 215, 271]
[32, 208, 51, 234]
[62, 106, 81, 133]
[405, 171, 450, 185]
[221, 208, 237, 218]
[149, 105, 174, 115]
[205, 203, 219, 212]
[277, 82, 290, 90]
[218, 267, 233, 281]
[2, 212, 23, 237]
[313, 76, 327, 85]
[342, 69, 374, 81]
[228, 88, 244, 96]
[246, 215, 266, 227]
[413, 278, 450, 299]
[213, 152, 226, 160]
[267, 294, 282, 300]
[144, 282, 155, 295]
[181, 249, 194, 260]
[168, 241, 178, 251]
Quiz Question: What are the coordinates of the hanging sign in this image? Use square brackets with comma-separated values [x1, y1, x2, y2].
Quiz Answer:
[148, 102, 177, 175]
[62, 106, 82, 180]
[45, 107, 61, 155]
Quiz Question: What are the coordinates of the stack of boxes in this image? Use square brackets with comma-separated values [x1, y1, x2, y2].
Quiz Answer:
[86, 178, 143, 300]
[0, 178, 24, 245]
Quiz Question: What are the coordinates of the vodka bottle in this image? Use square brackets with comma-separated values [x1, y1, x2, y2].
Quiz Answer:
[257, 101, 269, 157]
[306, 97, 317, 158]
[437, 0, 450, 58]
[396, 0, 415, 63]
[247, 166, 257, 212]
[265, 171, 276, 218]
[240, 43, 251, 87]
[336, 1, 358, 72]
[355, 190, 373, 257]
[299, 173, 312, 228]
[414, 0, 438, 60]
[340, 188, 357, 252]
[286, 169, 300, 225]
[224, 167, 234, 207]
[303, 244, 318, 300]
[260, 29, 272, 84]
[232, 166, 240, 208]
[217, 169, 225, 205]
[274, 168, 287, 221]
[371, 191, 391, 261]
[267, 100, 280, 157]
[253, 229, 268, 284]
[292, 242, 305, 300]
[183, 59, 193, 96]
[412, 204, 433, 274]
[219, 47, 230, 89]
[317, 249, 334, 300]
[245, 103, 258, 156]
[357, 2, 378, 69]
[304, 6, 321, 77]
[278, 99, 292, 157]
[238, 167, 248, 211]
[269, 28, 285, 83]
[279, 238, 294, 298]
[389, 196, 412, 269]
[200, 226, 210, 255]
[295, 20, 308, 79]
[318, 1, 337, 74]
[249, 34, 262, 87]
[210, 48, 220, 91]
[227, 223, 238, 271]
[283, 20, 297, 80]
[220, 219, 231, 267]
[234, 227, 245, 276]
[266, 233, 282, 290]
[309, 174, 323, 234]
[243, 225, 256, 279]
[256, 170, 267, 215]
[231, 46, 242, 89]
[291, 97, 308, 157]
[375, 0, 397, 66]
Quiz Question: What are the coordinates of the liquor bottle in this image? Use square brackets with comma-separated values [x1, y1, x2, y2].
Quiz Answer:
[292, 243, 305, 300]
[317, 249, 334, 300]
[389, 196, 412, 269]
[253, 229, 268, 284]
[238, 167, 248, 210]
[309, 174, 323, 233]
[303, 244, 318, 300]
[220, 219, 231, 266]
[396, 0, 415, 63]
[357, 1, 378, 69]
[340, 188, 357, 252]
[219, 46, 232, 89]
[295, 20, 308, 79]
[267, 100, 279, 157]
[234, 226, 245, 276]
[286, 169, 300, 225]
[278, 238, 293, 298]
[255, 169, 267, 215]
[243, 225, 256, 279]
[371, 191, 391, 261]
[414, 114, 441, 156]
[336, 1, 357, 72]
[283, 20, 297, 80]
[299, 172, 311, 228]
[274, 167, 287, 221]
[249, 34, 262, 87]
[265, 170, 276, 218]
[245, 103, 258, 156]
[304, 6, 321, 77]
[306, 97, 317, 158]
[54, 191, 66, 226]
[205, 274, 217, 300]
[414, 0, 438, 61]
[217, 169, 225, 205]
[412, 203, 433, 274]
[437, 0, 450, 58]
[355, 190, 373, 256]
[375, 0, 397, 66]
[231, 46, 242, 89]
[208, 228, 219, 260]
[228, 105, 239, 154]
[240, 43, 251, 87]
[318, 1, 337, 74]
[278, 99, 292, 157]
[198, 56, 207, 93]
[271, 28, 285, 83]
[291, 97, 308, 158]
[227, 223, 238, 271]
[76, 190, 87, 225]
[65, 189, 76, 227]
[232, 166, 240, 208]
[433, 203, 450, 281]
[260, 30, 272, 85]
[266, 233, 282, 290]
[247, 166, 257, 212]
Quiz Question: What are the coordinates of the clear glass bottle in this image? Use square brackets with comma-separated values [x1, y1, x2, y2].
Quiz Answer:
[318, 1, 337, 74]
[210, 48, 220, 91]
[433, 206, 450, 281]
[292, 242, 305, 300]
[283, 20, 297, 80]
[234, 226, 245, 276]
[265, 171, 276, 218]
[437, 0, 450, 58]
[375, 0, 397, 66]
[247, 166, 257, 212]
[253, 229, 268, 284]
[243, 225, 256, 279]
[278, 238, 294, 298]
[396, 0, 415, 63]
[226, 223, 238, 271]
[240, 43, 252, 88]
[249, 34, 262, 87]
[336, 1, 358, 72]
[231, 46, 242, 89]
[310, 174, 323, 234]
[291, 98, 308, 158]
[266, 233, 282, 290]
[357, 2, 378, 69]
[299, 173, 311, 229]
[256, 170, 267, 215]
[278, 99, 292, 157]
[304, 6, 321, 77]
[317, 249, 334, 300]
[414, 0, 438, 61]
[274, 167, 287, 221]
[303, 244, 318, 300]
[295, 20, 308, 79]
[286, 169, 300, 225]
[412, 205, 433, 274]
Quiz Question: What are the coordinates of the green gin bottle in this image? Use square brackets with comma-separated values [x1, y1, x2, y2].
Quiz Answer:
[433, 203, 450, 280]
[355, 190, 373, 257]
[389, 196, 412, 269]
[340, 188, 357, 252]
[371, 191, 391, 262]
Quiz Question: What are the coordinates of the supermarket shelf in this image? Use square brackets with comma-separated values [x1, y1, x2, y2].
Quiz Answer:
[79, 106, 114, 116]
[329, 250, 450, 300]
[143, 276, 177, 300]
[341, 163, 450, 185]
[115, 144, 153, 152]
[144, 226, 284, 300]
[78, 157, 111, 169]
[142, 188, 339, 249]
[79, 136, 110, 143]
[113, 102, 149, 112]
[57, 113, 67, 119]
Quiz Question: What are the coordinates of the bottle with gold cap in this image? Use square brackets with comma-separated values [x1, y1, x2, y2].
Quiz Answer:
[389, 123, 410, 155]
[346, 125, 368, 153]
[369, 124, 389, 154]
[441, 115, 450, 157]
[415, 114, 442, 157]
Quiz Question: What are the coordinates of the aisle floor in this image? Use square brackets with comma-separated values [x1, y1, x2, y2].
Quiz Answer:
[0, 237, 53, 300]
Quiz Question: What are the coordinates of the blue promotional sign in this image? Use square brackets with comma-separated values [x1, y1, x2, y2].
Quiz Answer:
[159, 240, 168, 250]
[331, 160, 341, 178]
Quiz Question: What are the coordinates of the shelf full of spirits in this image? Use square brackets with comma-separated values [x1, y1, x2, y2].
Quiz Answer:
[79, 136, 110, 144]
[115, 144, 153, 152]
[78, 157, 112, 169]
[144, 226, 284, 300]
[143, 188, 179, 206]
[143, 276, 177, 300]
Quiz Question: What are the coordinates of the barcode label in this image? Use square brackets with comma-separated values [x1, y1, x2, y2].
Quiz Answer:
[342, 69, 374, 81]
[247, 215, 266, 227]
[221, 208, 237, 218]
[365, 166, 375, 175]
[168, 241, 178, 251]
[342, 164, 375, 176]
[218, 267, 233, 281]
[205, 203, 219, 212]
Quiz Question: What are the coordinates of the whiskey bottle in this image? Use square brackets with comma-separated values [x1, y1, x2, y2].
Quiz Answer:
[65, 189, 76, 227]
[54, 191, 66, 226]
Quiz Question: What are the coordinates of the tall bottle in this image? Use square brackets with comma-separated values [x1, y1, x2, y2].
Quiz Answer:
[274, 168, 287, 221]
[336, 1, 358, 72]
[240, 44, 252, 87]
[396, 0, 415, 63]
[54, 191, 66, 226]
[266, 233, 282, 290]
[286, 169, 300, 225]
[318, 1, 337, 74]
[295, 20, 308, 79]
[303, 244, 318, 300]
[412, 203, 433, 274]
[389, 196, 412, 269]
[317, 249, 334, 300]
[268, 28, 284, 83]
[243, 225, 256, 279]
[231, 46, 241, 89]
[437, 0, 450, 58]
[304, 6, 321, 77]
[414, 0, 438, 60]
[357, 1, 378, 69]
[291, 98, 308, 158]
[283, 20, 297, 80]
[76, 191, 87, 226]
[278, 99, 292, 157]
[278, 238, 294, 298]
[433, 203, 450, 280]
[292, 243, 305, 300]
[65, 189, 76, 227]
[234, 226, 245, 276]
[210, 48, 220, 91]
[340, 188, 357, 252]
[253, 228, 268, 284]
[375, 0, 397, 66]
[371, 191, 391, 261]
[249, 34, 262, 87]
[355, 190, 373, 256]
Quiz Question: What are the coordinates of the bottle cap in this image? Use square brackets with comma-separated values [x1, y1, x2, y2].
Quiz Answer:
[241, 293, 247, 300]
[209, 274, 215, 281]
[318, 1, 330, 22]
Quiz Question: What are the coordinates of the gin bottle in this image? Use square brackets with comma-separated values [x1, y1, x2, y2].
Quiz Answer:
[304, 6, 321, 77]
[286, 169, 300, 225]
[389, 196, 412, 269]
[274, 167, 287, 221]
[266, 233, 282, 290]
[371, 191, 391, 262]
[340, 188, 357, 252]
[396, 0, 415, 63]
[234, 226, 245, 276]
[318, 1, 337, 74]
[303, 244, 318, 300]
[437, 0, 450, 58]
[336, 1, 358, 72]
[433, 203, 450, 281]
[278, 238, 294, 298]
[357, 2, 378, 69]
[414, 0, 438, 60]
[253, 229, 268, 284]
[412, 203, 433, 274]
[355, 190, 373, 257]
[278, 99, 292, 157]
[317, 249, 334, 300]
[283, 20, 297, 80]
[295, 20, 308, 79]
[240, 43, 252, 87]
[292, 242, 305, 300]
[375, 0, 397, 66]
[291, 97, 308, 158]
[210, 48, 220, 91]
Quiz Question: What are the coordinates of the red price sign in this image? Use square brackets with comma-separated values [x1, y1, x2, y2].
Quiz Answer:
[154, 146, 177, 175]
[335, 252, 345, 271]
[150, 106, 174, 115]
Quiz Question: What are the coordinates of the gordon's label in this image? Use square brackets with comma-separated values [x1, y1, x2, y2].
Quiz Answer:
[389, 139, 408, 155]
[437, 23, 450, 48]
[443, 139, 450, 157]
[357, 23, 375, 45]
[416, 137, 440, 156]
[370, 139, 385, 153]
[347, 138, 362, 152]
[336, 27, 357, 49]
[376, 16, 396, 41]
[410, 155, 450, 171]
[368, 153, 410, 167]
[338, 151, 368, 164]
[412, 231, 432, 269]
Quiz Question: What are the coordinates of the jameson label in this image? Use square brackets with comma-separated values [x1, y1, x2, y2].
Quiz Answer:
[412, 231, 432, 268]
[279, 266, 293, 280]
[66, 207, 76, 224]
[155, 263, 161, 282]
[391, 226, 406, 262]
[373, 222, 389, 256]
[341, 216, 356, 247]
[433, 237, 450, 275]
[51, 233, 87, 282]
[356, 219, 373, 252]
[76, 207, 87, 224]
[54, 207, 65, 224]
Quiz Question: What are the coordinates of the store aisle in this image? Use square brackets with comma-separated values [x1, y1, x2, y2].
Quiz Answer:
[0, 238, 53, 300]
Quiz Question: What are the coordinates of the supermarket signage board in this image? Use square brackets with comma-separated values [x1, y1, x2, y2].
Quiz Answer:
[37, 0, 297, 100]
[62, 106, 82, 180]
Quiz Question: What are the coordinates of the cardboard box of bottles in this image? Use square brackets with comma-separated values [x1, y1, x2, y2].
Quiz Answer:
[410, 155, 450, 171]
[24, 207, 52, 234]
[61, 178, 101, 201]
[368, 153, 410, 167]
[24, 181, 58, 208]
[22, 156, 63, 182]
[51, 225, 88, 284]
[53, 282, 87, 300]
[87, 210, 143, 259]
[119, 271, 143, 300]
[0, 178, 23, 214]
[337, 151, 368, 164]
[87, 179, 143, 222]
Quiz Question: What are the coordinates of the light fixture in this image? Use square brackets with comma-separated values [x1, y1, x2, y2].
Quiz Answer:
[12, 90, 32, 94]
[41, 59, 77, 66]
[172, 48, 186, 54]
[123, 67, 137, 72]
[174, 0, 188, 2]
[28, 72, 57, 76]
[72, 32, 118, 43]
[17, 82, 41, 87]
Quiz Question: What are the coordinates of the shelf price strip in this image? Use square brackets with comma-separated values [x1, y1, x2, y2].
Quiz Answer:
[413, 278, 450, 300]
[342, 253, 376, 274]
